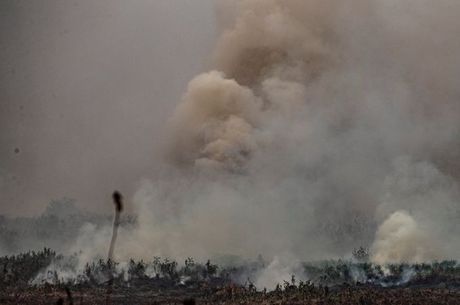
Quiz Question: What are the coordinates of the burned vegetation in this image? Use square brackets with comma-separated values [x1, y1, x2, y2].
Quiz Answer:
[0, 194, 459, 304]
[0, 248, 459, 304]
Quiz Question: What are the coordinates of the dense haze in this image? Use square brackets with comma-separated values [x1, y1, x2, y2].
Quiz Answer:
[0, 0, 215, 215]
[2, 0, 460, 277]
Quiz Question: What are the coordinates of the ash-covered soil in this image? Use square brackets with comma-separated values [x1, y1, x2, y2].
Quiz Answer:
[1, 285, 460, 305]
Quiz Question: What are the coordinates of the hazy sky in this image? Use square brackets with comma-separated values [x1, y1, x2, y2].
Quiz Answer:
[2, 0, 460, 263]
[0, 0, 216, 216]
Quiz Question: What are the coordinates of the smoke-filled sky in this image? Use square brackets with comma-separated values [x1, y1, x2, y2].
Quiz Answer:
[2, 0, 460, 265]
[0, 0, 216, 216]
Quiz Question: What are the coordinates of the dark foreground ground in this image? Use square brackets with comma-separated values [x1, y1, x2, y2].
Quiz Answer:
[1, 285, 459, 305]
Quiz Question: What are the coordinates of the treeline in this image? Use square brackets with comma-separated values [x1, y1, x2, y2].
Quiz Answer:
[1, 248, 57, 288]
[0, 249, 225, 289]
[1, 249, 459, 290]
[302, 259, 460, 287]
[0, 199, 135, 255]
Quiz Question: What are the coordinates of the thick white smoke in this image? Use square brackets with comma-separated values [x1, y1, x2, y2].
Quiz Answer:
[170, 71, 261, 171]
[254, 256, 306, 290]
[371, 210, 440, 264]
[72, 0, 460, 268]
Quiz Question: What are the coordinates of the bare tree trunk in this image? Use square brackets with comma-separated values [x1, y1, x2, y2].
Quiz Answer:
[106, 191, 123, 305]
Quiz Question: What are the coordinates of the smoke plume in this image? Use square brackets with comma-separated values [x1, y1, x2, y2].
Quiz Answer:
[371, 210, 440, 264]
[8, 0, 460, 268]
[152, 0, 460, 263]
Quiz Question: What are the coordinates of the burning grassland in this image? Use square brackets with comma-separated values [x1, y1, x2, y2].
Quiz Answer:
[1, 250, 460, 304]
[1, 249, 460, 289]
[2, 1, 460, 303]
